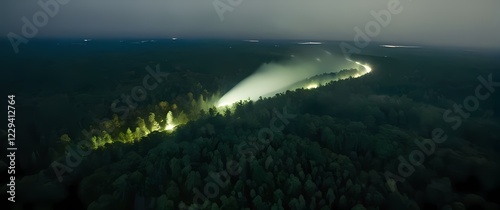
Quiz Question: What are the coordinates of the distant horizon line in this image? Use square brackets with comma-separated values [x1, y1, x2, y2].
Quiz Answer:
[1, 37, 499, 51]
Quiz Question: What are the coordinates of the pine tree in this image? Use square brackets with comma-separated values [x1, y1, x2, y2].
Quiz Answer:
[165, 111, 175, 131]
[198, 95, 206, 109]
[224, 108, 231, 117]
[126, 128, 134, 143]
[191, 98, 197, 108]
[118, 132, 127, 143]
[94, 135, 105, 148]
[149, 113, 160, 131]
[137, 117, 150, 135]
[134, 127, 142, 141]
[91, 136, 99, 149]
[209, 107, 217, 116]
[177, 111, 188, 124]
[102, 131, 113, 144]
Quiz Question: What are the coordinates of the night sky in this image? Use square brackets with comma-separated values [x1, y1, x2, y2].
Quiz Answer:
[1, 0, 499, 48]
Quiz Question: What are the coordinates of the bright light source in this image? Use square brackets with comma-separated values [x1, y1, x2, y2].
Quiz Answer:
[357, 63, 372, 73]
[347, 59, 372, 74]
[165, 124, 176, 131]
[306, 83, 319, 89]
[364, 65, 372, 73]
[164, 111, 176, 131]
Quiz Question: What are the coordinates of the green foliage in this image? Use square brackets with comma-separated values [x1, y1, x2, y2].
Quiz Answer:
[126, 128, 134, 143]
[149, 113, 160, 131]
[35, 57, 500, 210]
[137, 117, 150, 135]
[102, 131, 113, 144]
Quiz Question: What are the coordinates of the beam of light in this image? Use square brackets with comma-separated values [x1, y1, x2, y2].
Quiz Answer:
[347, 58, 372, 74]
[355, 62, 371, 73]
[363, 64, 372, 73]
[217, 52, 372, 107]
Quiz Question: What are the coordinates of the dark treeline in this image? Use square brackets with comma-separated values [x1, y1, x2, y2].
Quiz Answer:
[2, 51, 500, 210]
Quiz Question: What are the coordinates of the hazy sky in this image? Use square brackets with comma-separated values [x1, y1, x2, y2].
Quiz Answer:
[1, 0, 499, 48]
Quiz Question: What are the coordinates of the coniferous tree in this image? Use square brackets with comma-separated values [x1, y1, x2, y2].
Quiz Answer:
[134, 127, 142, 141]
[117, 132, 125, 143]
[149, 113, 160, 131]
[126, 128, 134, 143]
[137, 117, 150, 135]
[102, 131, 113, 144]
[91, 136, 99, 149]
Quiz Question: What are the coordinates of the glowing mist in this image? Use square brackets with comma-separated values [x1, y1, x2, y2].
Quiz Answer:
[217, 52, 372, 107]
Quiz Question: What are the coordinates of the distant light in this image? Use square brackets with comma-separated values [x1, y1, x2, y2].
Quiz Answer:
[316, 58, 321, 62]
[244, 40, 259, 43]
[172, 37, 177, 40]
[380, 44, 421, 48]
[83, 39, 91, 42]
[298, 42, 322, 45]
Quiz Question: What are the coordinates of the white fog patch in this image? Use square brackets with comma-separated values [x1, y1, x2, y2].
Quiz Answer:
[217, 51, 372, 107]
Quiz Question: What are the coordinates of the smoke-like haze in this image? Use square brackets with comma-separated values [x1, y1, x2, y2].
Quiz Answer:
[217, 51, 364, 106]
